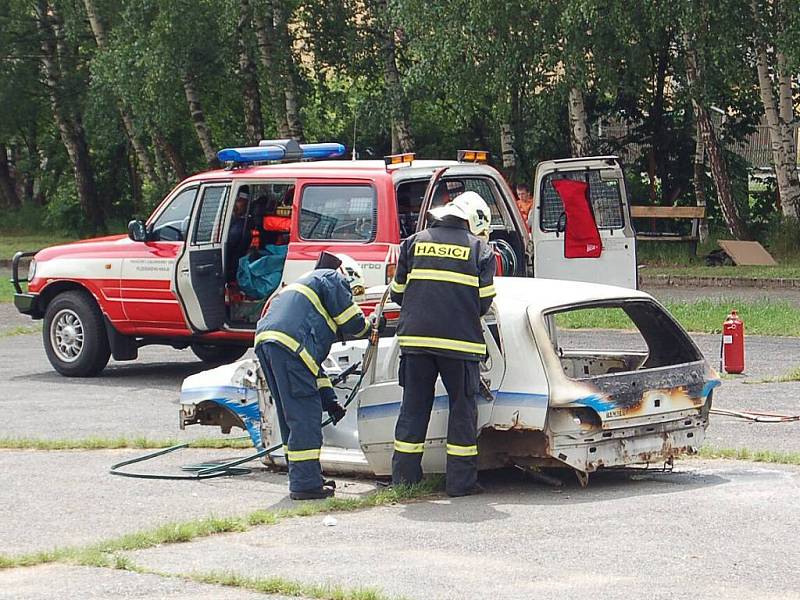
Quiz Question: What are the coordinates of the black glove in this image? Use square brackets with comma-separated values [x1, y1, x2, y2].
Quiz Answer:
[369, 313, 387, 332]
[326, 401, 347, 425]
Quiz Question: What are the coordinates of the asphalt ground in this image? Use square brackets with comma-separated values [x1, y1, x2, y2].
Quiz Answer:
[1, 287, 799, 598]
[3, 311, 798, 451]
[0, 449, 372, 555]
[122, 460, 800, 600]
[0, 565, 273, 600]
[644, 284, 800, 307]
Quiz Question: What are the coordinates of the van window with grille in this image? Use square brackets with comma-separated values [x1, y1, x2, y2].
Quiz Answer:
[299, 185, 376, 241]
[539, 171, 625, 231]
[193, 186, 229, 244]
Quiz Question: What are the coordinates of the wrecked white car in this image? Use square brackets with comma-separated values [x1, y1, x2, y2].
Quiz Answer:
[179, 278, 719, 484]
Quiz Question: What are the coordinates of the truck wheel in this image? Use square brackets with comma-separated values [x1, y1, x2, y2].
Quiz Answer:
[43, 290, 111, 377]
[191, 343, 248, 366]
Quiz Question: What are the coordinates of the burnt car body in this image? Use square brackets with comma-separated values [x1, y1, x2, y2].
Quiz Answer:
[179, 278, 719, 483]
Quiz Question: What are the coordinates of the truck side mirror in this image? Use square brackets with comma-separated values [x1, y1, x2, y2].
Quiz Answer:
[128, 219, 147, 242]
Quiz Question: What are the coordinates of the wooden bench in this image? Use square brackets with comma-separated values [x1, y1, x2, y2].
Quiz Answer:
[630, 205, 706, 244]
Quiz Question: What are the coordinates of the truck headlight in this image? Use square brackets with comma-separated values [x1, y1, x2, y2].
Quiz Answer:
[27, 259, 36, 282]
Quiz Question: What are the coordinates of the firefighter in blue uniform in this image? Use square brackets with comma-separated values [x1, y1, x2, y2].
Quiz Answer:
[255, 253, 370, 500]
[390, 191, 496, 497]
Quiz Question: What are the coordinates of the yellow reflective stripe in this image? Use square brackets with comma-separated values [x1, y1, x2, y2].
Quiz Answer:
[479, 284, 496, 298]
[390, 279, 406, 293]
[407, 269, 478, 287]
[316, 377, 332, 389]
[254, 330, 300, 351]
[286, 448, 321, 462]
[298, 348, 320, 375]
[355, 320, 370, 337]
[284, 283, 336, 333]
[254, 330, 320, 375]
[398, 335, 486, 355]
[333, 303, 362, 325]
[394, 439, 424, 453]
[446, 443, 478, 457]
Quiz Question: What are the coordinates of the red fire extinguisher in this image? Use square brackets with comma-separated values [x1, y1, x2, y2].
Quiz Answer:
[722, 309, 745, 374]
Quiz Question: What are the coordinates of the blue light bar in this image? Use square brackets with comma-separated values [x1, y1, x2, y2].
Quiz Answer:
[217, 141, 346, 164]
[299, 143, 345, 159]
[217, 145, 285, 163]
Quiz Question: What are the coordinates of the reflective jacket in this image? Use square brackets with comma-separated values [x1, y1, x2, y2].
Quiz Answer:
[390, 219, 496, 361]
[255, 269, 370, 391]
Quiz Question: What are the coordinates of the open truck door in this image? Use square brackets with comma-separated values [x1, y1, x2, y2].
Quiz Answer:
[415, 164, 529, 276]
[174, 183, 230, 331]
[532, 156, 637, 289]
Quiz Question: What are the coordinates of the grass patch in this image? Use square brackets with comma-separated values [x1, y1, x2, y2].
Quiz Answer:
[743, 366, 800, 385]
[698, 446, 800, 465]
[190, 571, 396, 600]
[0, 324, 40, 337]
[0, 436, 254, 451]
[0, 233, 76, 262]
[558, 299, 800, 336]
[0, 277, 25, 303]
[0, 478, 442, 570]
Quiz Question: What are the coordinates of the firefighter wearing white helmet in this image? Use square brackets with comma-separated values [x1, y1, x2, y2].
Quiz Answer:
[389, 190, 496, 497]
[254, 252, 370, 500]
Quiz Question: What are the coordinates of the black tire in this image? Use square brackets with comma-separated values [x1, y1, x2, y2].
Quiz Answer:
[43, 290, 111, 377]
[191, 343, 248, 366]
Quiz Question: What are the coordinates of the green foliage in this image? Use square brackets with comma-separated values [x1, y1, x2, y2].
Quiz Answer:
[0, 0, 798, 236]
[766, 217, 800, 258]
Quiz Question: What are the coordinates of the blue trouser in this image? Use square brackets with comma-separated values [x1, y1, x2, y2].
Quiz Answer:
[256, 342, 324, 493]
[392, 353, 479, 496]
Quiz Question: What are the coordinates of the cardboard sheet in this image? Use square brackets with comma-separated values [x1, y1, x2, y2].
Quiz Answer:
[717, 240, 777, 266]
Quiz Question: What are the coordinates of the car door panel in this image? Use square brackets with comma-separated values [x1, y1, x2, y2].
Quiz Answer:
[175, 183, 230, 332]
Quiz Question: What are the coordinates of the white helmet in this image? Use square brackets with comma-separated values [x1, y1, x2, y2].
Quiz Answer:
[335, 254, 366, 297]
[428, 191, 491, 240]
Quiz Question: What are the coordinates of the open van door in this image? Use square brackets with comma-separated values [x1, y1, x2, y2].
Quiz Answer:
[174, 183, 230, 331]
[532, 156, 637, 288]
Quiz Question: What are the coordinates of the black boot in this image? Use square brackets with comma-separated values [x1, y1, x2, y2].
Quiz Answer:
[290, 486, 335, 500]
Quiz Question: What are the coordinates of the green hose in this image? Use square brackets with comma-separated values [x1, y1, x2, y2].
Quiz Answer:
[109, 289, 388, 481]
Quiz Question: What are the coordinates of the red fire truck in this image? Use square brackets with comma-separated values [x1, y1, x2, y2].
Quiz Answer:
[11, 139, 636, 376]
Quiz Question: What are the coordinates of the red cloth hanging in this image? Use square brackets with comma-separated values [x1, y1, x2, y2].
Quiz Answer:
[551, 179, 602, 259]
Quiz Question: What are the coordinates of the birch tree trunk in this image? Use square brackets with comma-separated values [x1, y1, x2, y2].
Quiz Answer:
[35, 0, 106, 234]
[374, 0, 414, 153]
[753, 39, 800, 217]
[568, 85, 591, 157]
[82, 0, 158, 186]
[500, 124, 516, 170]
[152, 132, 187, 181]
[273, 2, 303, 140]
[693, 118, 709, 243]
[683, 30, 749, 239]
[0, 144, 20, 208]
[237, 0, 264, 145]
[182, 73, 219, 168]
[254, 2, 290, 137]
[777, 51, 798, 173]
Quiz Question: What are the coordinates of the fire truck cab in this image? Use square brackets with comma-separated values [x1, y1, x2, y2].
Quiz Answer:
[12, 140, 637, 377]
